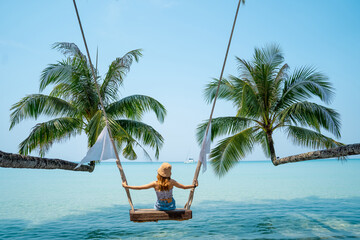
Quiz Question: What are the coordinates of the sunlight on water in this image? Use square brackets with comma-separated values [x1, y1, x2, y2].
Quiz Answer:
[0, 160, 360, 239]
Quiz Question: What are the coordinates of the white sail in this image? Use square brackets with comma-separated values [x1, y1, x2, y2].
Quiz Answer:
[199, 123, 211, 172]
[75, 126, 116, 168]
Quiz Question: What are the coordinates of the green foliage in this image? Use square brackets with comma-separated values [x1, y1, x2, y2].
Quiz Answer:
[10, 42, 166, 160]
[18, 117, 82, 156]
[115, 120, 164, 159]
[285, 126, 343, 149]
[210, 127, 256, 177]
[106, 95, 166, 122]
[199, 44, 342, 176]
[10, 94, 77, 129]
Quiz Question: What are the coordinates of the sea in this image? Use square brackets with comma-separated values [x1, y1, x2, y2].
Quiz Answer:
[0, 160, 359, 239]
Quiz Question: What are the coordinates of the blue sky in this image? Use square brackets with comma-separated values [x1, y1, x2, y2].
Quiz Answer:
[1, 0, 360, 163]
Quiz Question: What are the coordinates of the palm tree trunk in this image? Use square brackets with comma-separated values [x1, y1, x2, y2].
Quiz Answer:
[0, 150, 94, 172]
[266, 132, 277, 164]
[273, 143, 360, 166]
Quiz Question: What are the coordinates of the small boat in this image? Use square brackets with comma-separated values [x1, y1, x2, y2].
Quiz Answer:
[184, 157, 194, 164]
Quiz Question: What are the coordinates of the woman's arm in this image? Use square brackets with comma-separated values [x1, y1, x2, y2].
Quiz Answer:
[122, 181, 156, 190]
[172, 179, 198, 189]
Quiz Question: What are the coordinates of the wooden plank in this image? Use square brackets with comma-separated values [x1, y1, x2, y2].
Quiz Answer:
[129, 208, 192, 222]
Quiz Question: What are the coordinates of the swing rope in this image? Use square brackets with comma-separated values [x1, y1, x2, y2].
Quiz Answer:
[185, 0, 243, 210]
[72, 0, 135, 211]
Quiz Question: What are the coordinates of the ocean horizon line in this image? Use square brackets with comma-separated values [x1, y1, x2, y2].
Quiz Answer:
[85, 158, 360, 164]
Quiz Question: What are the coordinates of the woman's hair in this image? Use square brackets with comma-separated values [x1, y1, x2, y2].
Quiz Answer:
[157, 174, 171, 191]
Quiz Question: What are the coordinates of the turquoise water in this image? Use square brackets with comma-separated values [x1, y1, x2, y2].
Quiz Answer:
[1, 160, 360, 239]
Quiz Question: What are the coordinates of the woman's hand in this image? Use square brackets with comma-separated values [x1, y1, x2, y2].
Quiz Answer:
[193, 180, 199, 188]
[122, 182, 129, 188]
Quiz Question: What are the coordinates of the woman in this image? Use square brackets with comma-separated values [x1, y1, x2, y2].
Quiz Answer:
[122, 162, 198, 210]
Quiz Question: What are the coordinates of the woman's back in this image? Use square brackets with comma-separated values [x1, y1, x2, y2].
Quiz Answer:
[155, 188, 173, 199]
[154, 178, 176, 210]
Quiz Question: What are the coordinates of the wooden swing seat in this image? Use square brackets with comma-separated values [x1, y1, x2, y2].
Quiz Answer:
[129, 208, 192, 222]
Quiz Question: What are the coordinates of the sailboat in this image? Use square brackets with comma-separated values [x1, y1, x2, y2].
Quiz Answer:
[184, 157, 194, 164]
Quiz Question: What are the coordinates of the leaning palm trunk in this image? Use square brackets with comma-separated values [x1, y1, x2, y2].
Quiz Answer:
[266, 132, 277, 164]
[0, 150, 94, 172]
[273, 143, 360, 166]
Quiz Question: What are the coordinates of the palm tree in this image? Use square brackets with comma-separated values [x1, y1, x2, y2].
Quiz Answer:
[9, 42, 166, 164]
[197, 44, 342, 176]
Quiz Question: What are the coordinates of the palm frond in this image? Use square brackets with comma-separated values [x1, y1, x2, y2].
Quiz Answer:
[18, 117, 82, 156]
[277, 66, 334, 110]
[196, 116, 255, 144]
[274, 63, 289, 84]
[250, 45, 285, 115]
[39, 60, 73, 92]
[106, 95, 167, 123]
[203, 78, 235, 104]
[118, 49, 143, 65]
[272, 63, 289, 107]
[122, 141, 138, 160]
[285, 125, 343, 150]
[87, 112, 131, 148]
[253, 43, 284, 68]
[278, 101, 341, 137]
[237, 79, 263, 118]
[115, 119, 164, 159]
[235, 57, 254, 83]
[10, 94, 77, 130]
[52, 42, 86, 59]
[115, 136, 153, 161]
[60, 59, 99, 116]
[49, 83, 77, 101]
[254, 130, 271, 158]
[39, 57, 98, 112]
[210, 127, 256, 177]
[100, 49, 142, 102]
[86, 110, 104, 147]
[107, 118, 130, 140]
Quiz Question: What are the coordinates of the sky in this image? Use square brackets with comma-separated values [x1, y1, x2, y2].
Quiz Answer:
[1, 0, 360, 163]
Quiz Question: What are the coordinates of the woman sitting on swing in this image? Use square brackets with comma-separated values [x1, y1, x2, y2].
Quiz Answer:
[122, 162, 198, 210]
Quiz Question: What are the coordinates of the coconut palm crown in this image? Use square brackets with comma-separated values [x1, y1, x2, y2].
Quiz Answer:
[10, 42, 166, 161]
[197, 44, 342, 176]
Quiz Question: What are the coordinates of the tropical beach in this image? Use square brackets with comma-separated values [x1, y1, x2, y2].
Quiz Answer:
[1, 0, 360, 239]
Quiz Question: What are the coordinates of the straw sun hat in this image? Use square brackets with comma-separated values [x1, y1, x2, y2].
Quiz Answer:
[157, 162, 172, 178]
